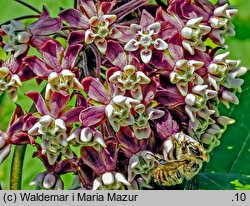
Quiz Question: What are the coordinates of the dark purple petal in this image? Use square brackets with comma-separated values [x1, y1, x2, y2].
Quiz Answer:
[142, 80, 157, 105]
[62, 44, 83, 70]
[76, 93, 88, 108]
[117, 126, 140, 155]
[153, 108, 179, 140]
[7, 116, 24, 137]
[24, 56, 51, 77]
[168, 33, 184, 61]
[41, 40, 62, 72]
[81, 77, 110, 103]
[67, 31, 85, 45]
[59, 9, 89, 29]
[79, 0, 97, 18]
[17, 64, 36, 81]
[30, 36, 50, 50]
[181, 2, 210, 21]
[61, 107, 84, 124]
[115, 26, 134, 42]
[29, 16, 62, 36]
[98, 2, 115, 15]
[49, 91, 70, 118]
[10, 132, 34, 145]
[140, 10, 155, 28]
[79, 106, 105, 127]
[81, 146, 106, 175]
[106, 40, 127, 68]
[155, 88, 185, 107]
[3, 55, 20, 74]
[101, 140, 118, 171]
[26, 92, 49, 115]
[151, 51, 175, 72]
[54, 159, 75, 174]
[8, 104, 24, 127]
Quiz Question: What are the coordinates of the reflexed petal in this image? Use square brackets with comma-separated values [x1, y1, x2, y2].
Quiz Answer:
[81, 146, 106, 174]
[140, 10, 155, 28]
[61, 107, 83, 124]
[140, 49, 152, 64]
[81, 77, 110, 103]
[41, 40, 62, 72]
[26, 92, 49, 115]
[79, 0, 97, 18]
[24, 56, 51, 77]
[62, 44, 83, 70]
[49, 91, 70, 118]
[124, 39, 139, 52]
[0, 145, 11, 164]
[106, 41, 128, 68]
[59, 9, 89, 29]
[80, 106, 105, 127]
[117, 126, 140, 154]
[29, 16, 62, 36]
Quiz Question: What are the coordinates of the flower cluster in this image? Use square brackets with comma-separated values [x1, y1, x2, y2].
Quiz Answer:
[0, 0, 247, 190]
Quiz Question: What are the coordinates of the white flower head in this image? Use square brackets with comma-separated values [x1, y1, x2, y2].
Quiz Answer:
[170, 59, 204, 96]
[128, 151, 156, 182]
[185, 85, 217, 122]
[105, 95, 140, 132]
[28, 115, 73, 165]
[109, 65, 150, 100]
[1, 20, 31, 57]
[209, 3, 237, 44]
[45, 69, 83, 100]
[0, 67, 22, 102]
[181, 17, 211, 55]
[67, 127, 106, 150]
[125, 22, 168, 63]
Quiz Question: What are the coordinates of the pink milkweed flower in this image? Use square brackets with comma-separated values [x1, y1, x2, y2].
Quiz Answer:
[209, 3, 237, 45]
[0, 55, 34, 102]
[59, 0, 122, 53]
[24, 40, 83, 100]
[1, 7, 62, 57]
[124, 10, 168, 64]
[27, 91, 84, 165]
[0, 105, 35, 164]
[81, 141, 130, 190]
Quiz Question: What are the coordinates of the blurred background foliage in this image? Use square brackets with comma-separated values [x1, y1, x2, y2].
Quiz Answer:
[0, 0, 250, 190]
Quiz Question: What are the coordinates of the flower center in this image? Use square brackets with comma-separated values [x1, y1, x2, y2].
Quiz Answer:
[91, 19, 110, 39]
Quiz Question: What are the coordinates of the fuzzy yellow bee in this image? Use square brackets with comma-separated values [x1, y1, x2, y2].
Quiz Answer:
[148, 132, 208, 186]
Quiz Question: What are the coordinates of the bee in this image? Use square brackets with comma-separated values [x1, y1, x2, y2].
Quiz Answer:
[148, 132, 208, 186]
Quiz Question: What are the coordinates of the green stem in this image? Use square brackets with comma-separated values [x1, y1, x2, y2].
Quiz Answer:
[10, 145, 27, 190]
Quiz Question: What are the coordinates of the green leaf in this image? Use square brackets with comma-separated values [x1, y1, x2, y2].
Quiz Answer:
[197, 173, 250, 190]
